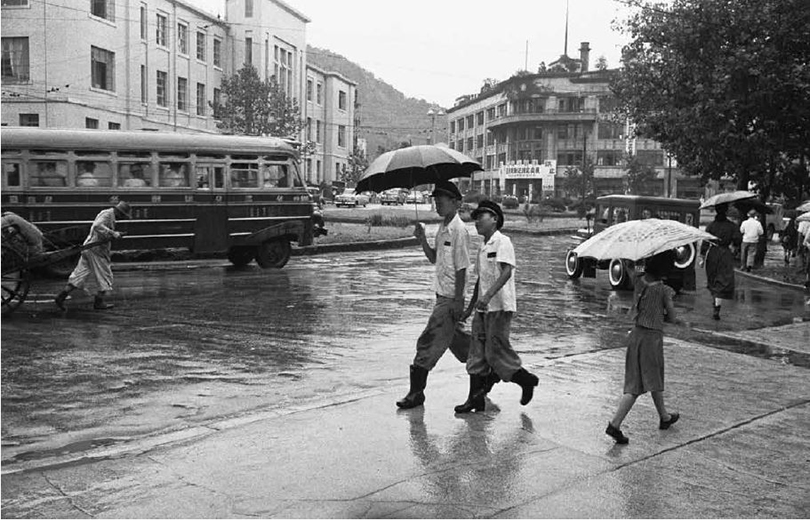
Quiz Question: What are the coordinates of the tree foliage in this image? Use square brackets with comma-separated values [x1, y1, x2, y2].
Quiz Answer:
[212, 65, 303, 138]
[611, 0, 810, 201]
[623, 154, 658, 194]
[342, 147, 369, 186]
[563, 159, 595, 201]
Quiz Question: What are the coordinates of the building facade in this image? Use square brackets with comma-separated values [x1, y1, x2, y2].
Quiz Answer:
[446, 45, 696, 200]
[1, 0, 355, 185]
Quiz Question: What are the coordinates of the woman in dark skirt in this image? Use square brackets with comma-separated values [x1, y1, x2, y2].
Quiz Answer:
[699, 203, 742, 320]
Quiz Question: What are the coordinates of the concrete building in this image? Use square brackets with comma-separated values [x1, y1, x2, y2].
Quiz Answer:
[446, 44, 695, 200]
[1, 0, 355, 185]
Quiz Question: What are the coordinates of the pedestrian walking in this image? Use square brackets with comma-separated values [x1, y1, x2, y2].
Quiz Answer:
[454, 200, 538, 414]
[605, 250, 683, 444]
[396, 181, 471, 409]
[780, 217, 799, 266]
[699, 203, 742, 320]
[798, 218, 810, 264]
[739, 209, 763, 272]
[54, 201, 131, 311]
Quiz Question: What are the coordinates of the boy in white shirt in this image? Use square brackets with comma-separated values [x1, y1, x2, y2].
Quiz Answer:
[739, 209, 763, 272]
[455, 200, 539, 413]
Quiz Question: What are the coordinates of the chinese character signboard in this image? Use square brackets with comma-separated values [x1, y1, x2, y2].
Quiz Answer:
[499, 160, 557, 193]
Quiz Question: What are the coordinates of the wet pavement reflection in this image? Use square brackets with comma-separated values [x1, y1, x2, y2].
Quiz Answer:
[2, 232, 808, 463]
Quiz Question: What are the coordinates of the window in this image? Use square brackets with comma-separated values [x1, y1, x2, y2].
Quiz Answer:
[316, 82, 322, 104]
[156, 14, 167, 47]
[450, 121, 455, 134]
[274, 46, 293, 95]
[91, 46, 115, 91]
[338, 90, 347, 111]
[177, 77, 188, 111]
[1, 37, 29, 82]
[177, 23, 188, 55]
[85, 118, 99, 129]
[245, 0, 253, 17]
[196, 82, 206, 116]
[245, 37, 253, 65]
[316, 120, 322, 143]
[476, 134, 484, 148]
[306, 117, 312, 140]
[533, 127, 543, 140]
[156, 70, 167, 107]
[486, 107, 495, 120]
[230, 162, 257, 188]
[213, 87, 221, 113]
[466, 137, 473, 150]
[118, 162, 153, 187]
[91, 0, 114, 21]
[3, 162, 21, 187]
[18, 113, 38, 126]
[477, 111, 484, 125]
[139, 5, 147, 40]
[466, 115, 474, 128]
[598, 122, 623, 139]
[140, 64, 147, 103]
[1, 0, 29, 5]
[31, 161, 68, 187]
[213, 38, 222, 67]
[159, 163, 190, 187]
[306, 79, 313, 101]
[486, 131, 495, 146]
[108, 122, 121, 130]
[338, 125, 346, 148]
[196, 31, 206, 61]
[597, 150, 622, 166]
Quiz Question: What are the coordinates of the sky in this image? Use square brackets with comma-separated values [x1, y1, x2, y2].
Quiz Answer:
[188, 0, 635, 108]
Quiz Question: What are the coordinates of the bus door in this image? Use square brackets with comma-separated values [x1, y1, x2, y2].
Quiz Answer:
[192, 163, 229, 254]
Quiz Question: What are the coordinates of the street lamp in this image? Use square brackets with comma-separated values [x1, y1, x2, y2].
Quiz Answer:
[427, 108, 445, 145]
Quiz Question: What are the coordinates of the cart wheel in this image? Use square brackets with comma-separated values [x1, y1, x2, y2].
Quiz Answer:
[255, 238, 292, 269]
[227, 246, 256, 267]
[2, 244, 31, 315]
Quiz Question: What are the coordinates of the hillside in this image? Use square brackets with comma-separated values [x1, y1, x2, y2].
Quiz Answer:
[306, 46, 440, 161]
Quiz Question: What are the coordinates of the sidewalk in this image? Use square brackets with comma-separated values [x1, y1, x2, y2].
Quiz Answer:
[3, 335, 808, 518]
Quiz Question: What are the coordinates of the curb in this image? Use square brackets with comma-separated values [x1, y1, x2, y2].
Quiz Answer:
[734, 267, 808, 291]
[293, 237, 418, 256]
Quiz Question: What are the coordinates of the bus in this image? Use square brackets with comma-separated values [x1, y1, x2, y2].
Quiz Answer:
[0, 127, 326, 275]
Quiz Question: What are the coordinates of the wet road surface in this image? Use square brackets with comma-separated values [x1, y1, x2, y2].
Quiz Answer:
[2, 230, 808, 465]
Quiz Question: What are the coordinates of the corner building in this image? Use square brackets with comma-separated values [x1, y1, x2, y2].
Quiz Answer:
[446, 49, 695, 199]
[1, 0, 354, 185]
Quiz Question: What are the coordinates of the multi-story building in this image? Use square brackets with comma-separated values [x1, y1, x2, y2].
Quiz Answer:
[0, 0, 355, 185]
[446, 43, 695, 200]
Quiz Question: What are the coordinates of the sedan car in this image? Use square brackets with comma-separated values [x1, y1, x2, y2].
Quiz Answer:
[405, 191, 425, 204]
[334, 188, 369, 208]
[380, 189, 406, 205]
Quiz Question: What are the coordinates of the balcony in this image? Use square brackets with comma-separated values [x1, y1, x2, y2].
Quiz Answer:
[487, 108, 598, 129]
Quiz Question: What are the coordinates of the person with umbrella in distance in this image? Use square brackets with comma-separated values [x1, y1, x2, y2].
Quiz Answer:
[605, 250, 684, 444]
[699, 203, 742, 320]
[54, 201, 131, 311]
[454, 200, 539, 413]
[396, 181, 472, 409]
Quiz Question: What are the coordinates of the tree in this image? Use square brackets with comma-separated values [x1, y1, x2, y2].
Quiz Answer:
[611, 0, 810, 199]
[595, 56, 609, 71]
[624, 154, 658, 194]
[212, 65, 303, 138]
[342, 147, 369, 186]
[563, 159, 595, 201]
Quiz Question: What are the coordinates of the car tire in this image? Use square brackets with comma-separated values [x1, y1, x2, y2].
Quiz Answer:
[608, 258, 633, 290]
[255, 239, 292, 269]
[564, 250, 583, 279]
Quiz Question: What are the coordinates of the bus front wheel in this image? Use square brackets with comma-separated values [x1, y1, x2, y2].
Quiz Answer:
[227, 246, 256, 267]
[256, 239, 292, 269]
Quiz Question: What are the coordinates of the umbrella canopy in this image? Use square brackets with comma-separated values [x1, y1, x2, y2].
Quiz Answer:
[796, 201, 810, 212]
[355, 145, 482, 193]
[573, 218, 718, 262]
[797, 211, 810, 223]
[699, 191, 758, 209]
[733, 198, 772, 215]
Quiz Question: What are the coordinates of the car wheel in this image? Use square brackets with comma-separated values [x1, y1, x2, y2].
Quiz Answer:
[255, 239, 292, 269]
[608, 258, 633, 290]
[673, 243, 696, 269]
[564, 250, 583, 279]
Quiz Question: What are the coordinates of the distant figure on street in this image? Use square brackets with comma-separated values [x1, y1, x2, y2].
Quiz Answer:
[798, 218, 810, 264]
[606, 250, 683, 445]
[454, 200, 539, 414]
[396, 181, 471, 410]
[780, 217, 799, 266]
[54, 201, 131, 311]
[699, 203, 742, 320]
[739, 209, 763, 272]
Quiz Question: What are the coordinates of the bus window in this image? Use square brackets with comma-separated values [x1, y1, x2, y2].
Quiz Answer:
[2, 162, 21, 187]
[31, 161, 68, 187]
[118, 163, 153, 187]
[76, 161, 113, 187]
[612, 206, 629, 223]
[159, 163, 190, 187]
[195, 166, 210, 189]
[262, 164, 288, 188]
[231, 162, 258, 188]
[213, 166, 224, 188]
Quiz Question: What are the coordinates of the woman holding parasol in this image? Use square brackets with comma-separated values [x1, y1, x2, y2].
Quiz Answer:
[698, 203, 742, 320]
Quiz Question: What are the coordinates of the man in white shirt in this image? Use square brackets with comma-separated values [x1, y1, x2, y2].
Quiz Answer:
[454, 200, 539, 413]
[396, 181, 471, 409]
[739, 209, 763, 272]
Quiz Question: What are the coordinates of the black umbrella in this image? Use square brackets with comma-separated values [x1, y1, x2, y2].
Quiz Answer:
[355, 145, 482, 193]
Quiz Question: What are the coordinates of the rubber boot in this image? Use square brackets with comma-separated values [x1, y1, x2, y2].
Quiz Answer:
[396, 365, 428, 409]
[712, 305, 721, 320]
[454, 375, 487, 413]
[54, 291, 69, 311]
[511, 368, 539, 406]
[483, 371, 500, 394]
[94, 295, 114, 310]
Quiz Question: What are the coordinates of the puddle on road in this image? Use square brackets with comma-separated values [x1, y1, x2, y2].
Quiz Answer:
[5, 437, 127, 464]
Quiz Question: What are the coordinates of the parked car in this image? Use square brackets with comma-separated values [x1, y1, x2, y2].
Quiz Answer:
[405, 191, 425, 204]
[334, 188, 369, 208]
[380, 189, 406, 205]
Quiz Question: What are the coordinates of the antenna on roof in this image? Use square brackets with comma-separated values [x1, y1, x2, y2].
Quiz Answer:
[564, 0, 570, 56]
